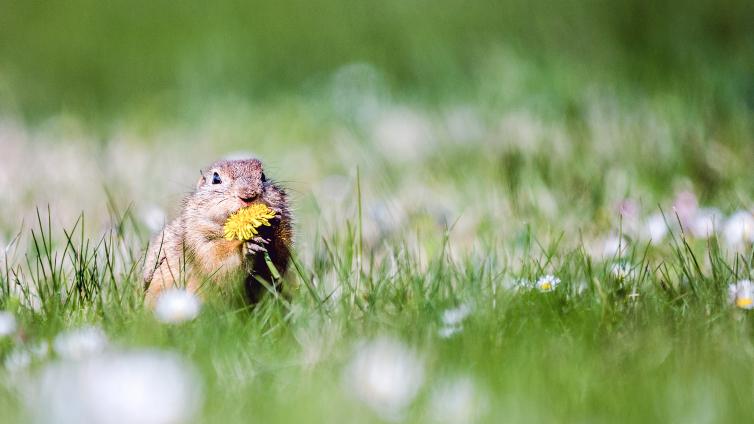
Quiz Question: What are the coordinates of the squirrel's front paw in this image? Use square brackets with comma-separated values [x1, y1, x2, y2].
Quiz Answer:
[244, 236, 269, 256]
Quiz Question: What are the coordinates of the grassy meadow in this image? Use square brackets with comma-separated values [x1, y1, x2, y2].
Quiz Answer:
[1, 0, 754, 422]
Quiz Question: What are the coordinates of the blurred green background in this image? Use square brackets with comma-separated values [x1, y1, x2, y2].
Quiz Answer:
[1, 0, 752, 123]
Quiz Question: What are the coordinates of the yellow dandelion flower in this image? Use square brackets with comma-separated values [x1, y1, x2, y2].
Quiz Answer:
[223, 204, 276, 241]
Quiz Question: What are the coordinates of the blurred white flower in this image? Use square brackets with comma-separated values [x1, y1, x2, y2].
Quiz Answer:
[438, 304, 472, 338]
[444, 106, 484, 143]
[344, 337, 424, 421]
[427, 376, 486, 423]
[723, 211, 754, 250]
[0, 311, 17, 337]
[610, 263, 635, 281]
[53, 326, 108, 360]
[589, 235, 629, 260]
[503, 278, 534, 291]
[30, 340, 51, 359]
[616, 198, 640, 222]
[535, 275, 561, 292]
[26, 350, 202, 424]
[373, 108, 434, 162]
[5, 349, 30, 374]
[643, 213, 668, 245]
[438, 326, 463, 339]
[441, 304, 472, 327]
[728, 279, 754, 310]
[154, 288, 201, 324]
[689, 208, 723, 239]
[672, 190, 698, 228]
[3, 341, 49, 374]
[140, 204, 167, 233]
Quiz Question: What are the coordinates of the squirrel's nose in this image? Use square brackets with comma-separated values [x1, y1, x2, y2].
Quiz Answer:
[236, 179, 261, 203]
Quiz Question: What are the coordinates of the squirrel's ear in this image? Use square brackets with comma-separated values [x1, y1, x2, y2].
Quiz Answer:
[196, 172, 206, 189]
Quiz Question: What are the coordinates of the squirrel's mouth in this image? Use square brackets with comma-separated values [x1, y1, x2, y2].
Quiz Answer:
[223, 199, 269, 218]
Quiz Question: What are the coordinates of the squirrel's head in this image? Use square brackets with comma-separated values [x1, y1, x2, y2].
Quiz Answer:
[191, 158, 285, 224]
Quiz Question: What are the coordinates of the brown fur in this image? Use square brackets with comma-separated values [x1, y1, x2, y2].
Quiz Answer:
[142, 158, 293, 303]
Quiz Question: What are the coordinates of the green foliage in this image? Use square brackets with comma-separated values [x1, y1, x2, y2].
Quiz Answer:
[0, 0, 752, 120]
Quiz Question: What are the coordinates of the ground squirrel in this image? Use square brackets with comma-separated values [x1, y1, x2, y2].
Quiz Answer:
[142, 158, 293, 303]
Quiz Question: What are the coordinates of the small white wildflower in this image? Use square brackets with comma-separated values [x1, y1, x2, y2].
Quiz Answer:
[428, 376, 487, 424]
[53, 326, 108, 360]
[344, 337, 424, 421]
[535, 275, 561, 292]
[728, 279, 754, 310]
[154, 288, 201, 324]
[643, 213, 668, 245]
[0, 311, 17, 337]
[26, 350, 202, 424]
[723, 211, 754, 250]
[610, 263, 635, 281]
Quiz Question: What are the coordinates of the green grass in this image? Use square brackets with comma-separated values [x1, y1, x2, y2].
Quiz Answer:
[1, 188, 754, 422]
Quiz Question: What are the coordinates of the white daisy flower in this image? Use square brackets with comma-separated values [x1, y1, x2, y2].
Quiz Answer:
[427, 376, 487, 424]
[344, 337, 424, 421]
[535, 275, 561, 292]
[0, 311, 17, 337]
[53, 326, 108, 360]
[154, 288, 201, 324]
[723, 211, 754, 250]
[25, 350, 202, 424]
[728, 279, 754, 310]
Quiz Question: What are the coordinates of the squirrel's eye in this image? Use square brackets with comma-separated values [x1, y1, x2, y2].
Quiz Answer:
[261, 172, 267, 183]
[212, 172, 222, 184]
